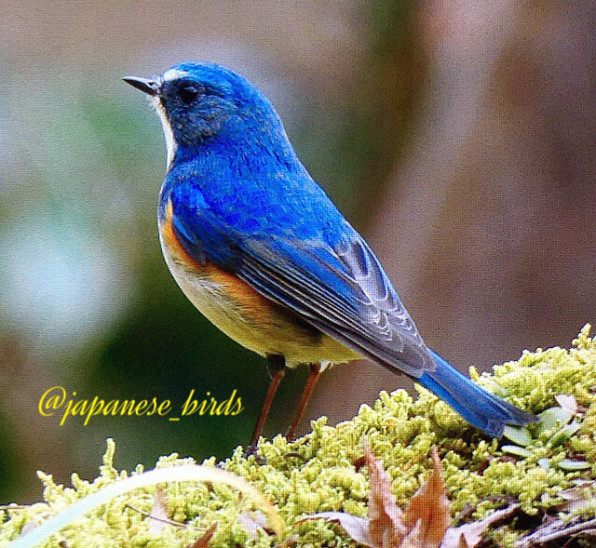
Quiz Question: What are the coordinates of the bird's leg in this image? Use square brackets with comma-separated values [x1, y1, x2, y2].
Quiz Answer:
[245, 354, 286, 456]
[286, 363, 322, 441]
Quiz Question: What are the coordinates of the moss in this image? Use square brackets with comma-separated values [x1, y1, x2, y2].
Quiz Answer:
[1, 325, 595, 547]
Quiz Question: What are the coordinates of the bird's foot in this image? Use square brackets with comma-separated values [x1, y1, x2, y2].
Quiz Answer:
[283, 428, 297, 443]
[243, 443, 267, 465]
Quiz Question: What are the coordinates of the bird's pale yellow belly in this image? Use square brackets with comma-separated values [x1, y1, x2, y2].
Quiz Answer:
[159, 204, 360, 367]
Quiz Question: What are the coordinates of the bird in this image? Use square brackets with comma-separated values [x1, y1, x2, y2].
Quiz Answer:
[123, 63, 537, 453]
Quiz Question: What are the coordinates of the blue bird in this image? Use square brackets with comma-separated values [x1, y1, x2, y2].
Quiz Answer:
[123, 63, 537, 451]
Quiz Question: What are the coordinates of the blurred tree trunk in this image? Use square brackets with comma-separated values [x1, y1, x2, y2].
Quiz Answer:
[308, 0, 596, 428]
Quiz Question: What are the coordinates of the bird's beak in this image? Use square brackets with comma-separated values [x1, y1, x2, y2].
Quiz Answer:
[122, 76, 159, 96]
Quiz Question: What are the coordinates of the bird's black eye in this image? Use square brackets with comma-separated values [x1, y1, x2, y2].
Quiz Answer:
[178, 85, 199, 104]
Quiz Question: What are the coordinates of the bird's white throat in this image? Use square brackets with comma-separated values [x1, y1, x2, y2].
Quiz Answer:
[152, 97, 177, 169]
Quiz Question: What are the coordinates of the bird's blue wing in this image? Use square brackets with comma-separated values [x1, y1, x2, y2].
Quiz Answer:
[169, 183, 435, 377]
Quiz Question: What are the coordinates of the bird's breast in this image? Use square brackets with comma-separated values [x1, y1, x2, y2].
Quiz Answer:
[158, 200, 360, 367]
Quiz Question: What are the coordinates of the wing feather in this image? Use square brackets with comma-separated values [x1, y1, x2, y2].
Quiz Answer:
[170, 190, 435, 377]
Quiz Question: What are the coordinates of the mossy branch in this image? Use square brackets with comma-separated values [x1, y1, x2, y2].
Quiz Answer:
[1, 325, 595, 547]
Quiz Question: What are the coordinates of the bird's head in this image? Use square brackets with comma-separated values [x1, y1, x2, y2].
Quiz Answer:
[124, 63, 288, 167]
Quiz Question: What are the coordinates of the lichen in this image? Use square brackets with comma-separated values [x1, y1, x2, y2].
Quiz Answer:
[1, 325, 595, 547]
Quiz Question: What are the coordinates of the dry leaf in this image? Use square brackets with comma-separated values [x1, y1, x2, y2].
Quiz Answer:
[515, 516, 596, 547]
[440, 504, 520, 548]
[148, 487, 168, 534]
[300, 446, 523, 547]
[299, 511, 374, 546]
[238, 510, 269, 539]
[365, 441, 407, 547]
[398, 519, 427, 548]
[300, 442, 453, 548]
[274, 534, 299, 547]
[404, 447, 450, 547]
[556, 485, 596, 513]
[555, 394, 578, 414]
[186, 522, 217, 548]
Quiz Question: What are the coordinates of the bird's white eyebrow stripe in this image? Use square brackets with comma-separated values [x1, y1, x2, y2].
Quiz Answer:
[161, 68, 188, 82]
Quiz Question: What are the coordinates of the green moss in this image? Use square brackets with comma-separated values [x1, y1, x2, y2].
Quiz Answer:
[1, 325, 595, 547]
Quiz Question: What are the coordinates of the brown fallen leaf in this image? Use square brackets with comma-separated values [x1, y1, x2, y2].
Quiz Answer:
[300, 442, 524, 547]
[299, 441, 451, 548]
[148, 487, 169, 534]
[556, 483, 596, 513]
[366, 441, 407, 547]
[554, 394, 578, 414]
[405, 448, 450, 547]
[125, 490, 187, 530]
[515, 516, 596, 547]
[274, 534, 299, 547]
[238, 510, 269, 539]
[440, 504, 520, 548]
[299, 511, 374, 546]
[186, 522, 217, 548]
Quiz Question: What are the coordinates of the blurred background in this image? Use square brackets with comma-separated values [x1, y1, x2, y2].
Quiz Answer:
[0, 0, 594, 502]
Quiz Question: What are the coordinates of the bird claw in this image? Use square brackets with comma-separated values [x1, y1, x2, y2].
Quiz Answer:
[283, 427, 296, 443]
[243, 444, 267, 465]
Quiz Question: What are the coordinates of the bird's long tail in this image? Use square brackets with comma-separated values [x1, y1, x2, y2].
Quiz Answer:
[417, 350, 538, 437]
